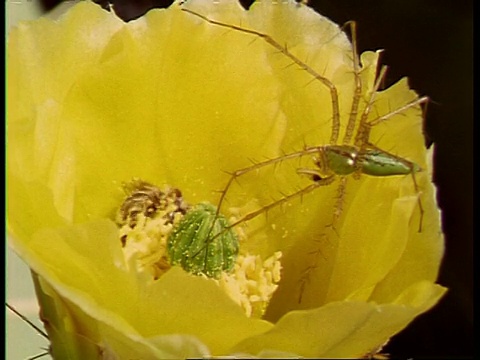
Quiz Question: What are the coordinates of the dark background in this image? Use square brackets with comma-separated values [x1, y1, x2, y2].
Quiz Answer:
[39, 1, 474, 358]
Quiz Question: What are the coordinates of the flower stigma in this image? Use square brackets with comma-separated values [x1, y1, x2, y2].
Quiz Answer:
[116, 179, 282, 318]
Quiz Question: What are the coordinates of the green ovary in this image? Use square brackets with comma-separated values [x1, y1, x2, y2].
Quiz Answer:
[167, 203, 239, 279]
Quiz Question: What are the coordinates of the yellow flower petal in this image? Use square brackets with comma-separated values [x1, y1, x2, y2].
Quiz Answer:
[7, 0, 445, 357]
[234, 281, 446, 357]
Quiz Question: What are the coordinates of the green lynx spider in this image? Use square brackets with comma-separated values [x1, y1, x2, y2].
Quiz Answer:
[182, 7, 428, 236]
[181, 7, 429, 301]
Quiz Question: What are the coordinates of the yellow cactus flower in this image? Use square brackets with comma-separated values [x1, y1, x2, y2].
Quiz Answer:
[7, 0, 446, 358]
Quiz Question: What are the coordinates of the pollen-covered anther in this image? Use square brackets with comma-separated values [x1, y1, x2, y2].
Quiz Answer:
[218, 251, 282, 318]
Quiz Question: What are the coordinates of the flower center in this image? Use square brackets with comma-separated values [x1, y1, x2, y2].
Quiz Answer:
[116, 179, 282, 317]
